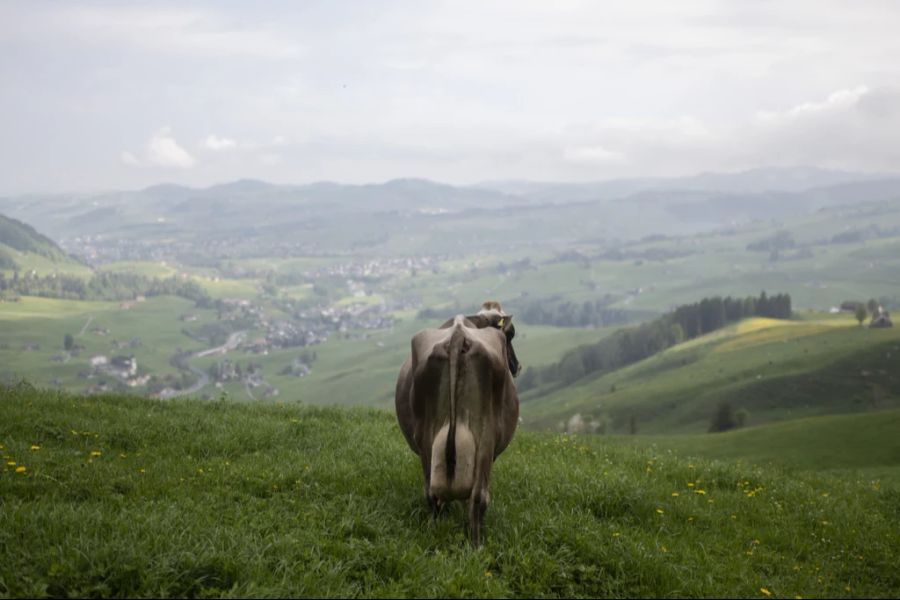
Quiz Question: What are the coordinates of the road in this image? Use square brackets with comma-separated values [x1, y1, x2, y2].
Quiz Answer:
[161, 330, 246, 399]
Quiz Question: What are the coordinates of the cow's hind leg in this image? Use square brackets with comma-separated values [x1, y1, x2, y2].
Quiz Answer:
[468, 457, 493, 546]
[469, 489, 489, 546]
[421, 454, 443, 518]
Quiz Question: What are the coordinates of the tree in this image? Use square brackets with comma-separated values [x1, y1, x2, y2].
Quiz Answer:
[709, 401, 737, 433]
[855, 304, 868, 326]
[63, 333, 74, 351]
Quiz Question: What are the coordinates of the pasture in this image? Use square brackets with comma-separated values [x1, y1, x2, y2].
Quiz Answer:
[1, 385, 898, 598]
[524, 315, 900, 433]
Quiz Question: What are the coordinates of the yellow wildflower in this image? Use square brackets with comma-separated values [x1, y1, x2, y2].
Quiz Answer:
[90, 450, 101, 458]
[656, 508, 664, 515]
[671, 492, 680, 497]
[485, 571, 492, 578]
[16, 465, 27, 473]
[30, 445, 41, 451]
[694, 489, 706, 495]
[760, 588, 772, 597]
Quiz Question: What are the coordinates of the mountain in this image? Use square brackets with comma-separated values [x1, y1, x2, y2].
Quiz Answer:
[2, 167, 900, 262]
[475, 166, 893, 202]
[0, 213, 86, 272]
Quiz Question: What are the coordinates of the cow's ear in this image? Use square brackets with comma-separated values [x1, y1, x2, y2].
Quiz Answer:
[498, 314, 514, 336]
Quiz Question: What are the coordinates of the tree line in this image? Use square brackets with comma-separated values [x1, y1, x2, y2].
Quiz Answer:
[0, 270, 213, 306]
[518, 291, 792, 392]
[518, 297, 655, 328]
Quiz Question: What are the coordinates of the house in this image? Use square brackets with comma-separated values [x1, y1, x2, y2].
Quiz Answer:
[870, 307, 894, 328]
[109, 355, 138, 378]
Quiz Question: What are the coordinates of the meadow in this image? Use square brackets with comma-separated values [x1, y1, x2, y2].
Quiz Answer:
[2, 384, 899, 598]
[524, 315, 900, 433]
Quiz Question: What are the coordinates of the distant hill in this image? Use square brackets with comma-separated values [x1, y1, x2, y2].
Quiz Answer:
[524, 315, 900, 434]
[2, 167, 900, 260]
[475, 166, 894, 201]
[0, 213, 85, 272]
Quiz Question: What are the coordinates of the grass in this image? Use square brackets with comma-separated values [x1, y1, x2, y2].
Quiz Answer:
[525, 315, 900, 433]
[2, 384, 899, 598]
[619, 409, 900, 486]
[0, 296, 221, 391]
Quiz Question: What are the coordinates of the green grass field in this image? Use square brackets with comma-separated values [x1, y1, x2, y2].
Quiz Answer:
[2, 385, 898, 598]
[619, 409, 900, 486]
[0, 296, 220, 391]
[525, 316, 900, 433]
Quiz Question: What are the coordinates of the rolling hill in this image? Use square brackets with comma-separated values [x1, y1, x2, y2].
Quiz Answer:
[523, 315, 900, 434]
[0, 213, 89, 276]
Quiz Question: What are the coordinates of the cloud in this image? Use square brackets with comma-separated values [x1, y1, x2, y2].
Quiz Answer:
[563, 145, 626, 164]
[201, 135, 237, 151]
[49, 7, 303, 59]
[121, 128, 195, 169]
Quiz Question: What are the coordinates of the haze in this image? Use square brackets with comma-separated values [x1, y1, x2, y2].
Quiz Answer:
[2, 1, 900, 194]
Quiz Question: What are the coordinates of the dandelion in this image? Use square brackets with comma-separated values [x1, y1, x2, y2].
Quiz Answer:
[660, 546, 668, 553]
[671, 492, 680, 497]
[6, 460, 16, 466]
[15, 465, 26, 473]
[694, 489, 707, 495]
[687, 482, 695, 487]
[760, 588, 772, 596]
[656, 508, 664, 514]
[30, 445, 40, 451]
[612, 532, 621, 537]
[485, 571, 493, 578]
[90, 450, 101, 458]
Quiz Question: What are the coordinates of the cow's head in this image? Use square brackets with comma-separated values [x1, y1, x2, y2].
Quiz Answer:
[479, 311, 521, 377]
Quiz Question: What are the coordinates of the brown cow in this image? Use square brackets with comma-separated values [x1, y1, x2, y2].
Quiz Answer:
[395, 301, 520, 545]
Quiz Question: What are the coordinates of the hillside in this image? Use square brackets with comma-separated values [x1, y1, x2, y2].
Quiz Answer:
[2, 386, 898, 598]
[524, 315, 900, 433]
[0, 213, 88, 275]
[622, 409, 900, 484]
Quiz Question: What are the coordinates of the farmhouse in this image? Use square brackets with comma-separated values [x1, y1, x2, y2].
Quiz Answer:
[870, 307, 893, 328]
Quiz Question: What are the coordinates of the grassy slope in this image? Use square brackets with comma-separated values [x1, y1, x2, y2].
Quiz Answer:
[524, 316, 900, 433]
[620, 409, 900, 485]
[0, 296, 220, 388]
[2, 386, 898, 598]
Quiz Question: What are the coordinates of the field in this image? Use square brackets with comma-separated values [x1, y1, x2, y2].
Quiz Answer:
[2, 385, 899, 598]
[621, 409, 900, 486]
[524, 316, 900, 433]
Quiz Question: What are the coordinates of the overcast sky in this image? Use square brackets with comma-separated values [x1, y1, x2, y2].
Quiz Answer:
[1, 1, 899, 194]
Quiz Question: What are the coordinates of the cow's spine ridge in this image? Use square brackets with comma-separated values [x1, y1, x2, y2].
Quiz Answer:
[446, 323, 465, 482]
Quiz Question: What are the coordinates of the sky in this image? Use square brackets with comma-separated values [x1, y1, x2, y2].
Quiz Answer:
[1, 1, 900, 194]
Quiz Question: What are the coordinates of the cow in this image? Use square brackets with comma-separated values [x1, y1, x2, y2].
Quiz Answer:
[395, 301, 520, 545]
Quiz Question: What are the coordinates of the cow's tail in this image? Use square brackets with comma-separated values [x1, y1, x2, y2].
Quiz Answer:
[429, 323, 475, 500]
[445, 324, 465, 482]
